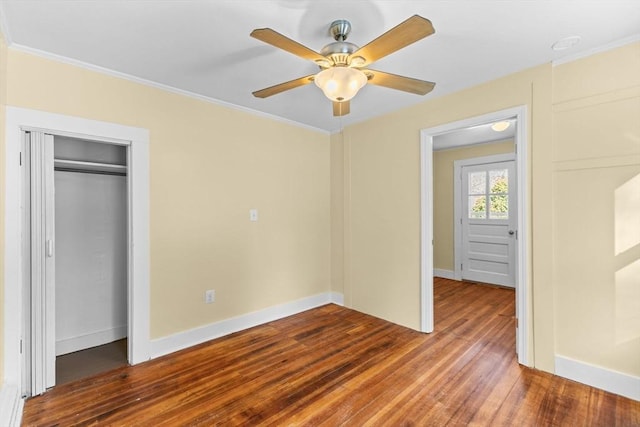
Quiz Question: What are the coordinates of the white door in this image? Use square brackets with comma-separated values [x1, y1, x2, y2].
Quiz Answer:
[22, 131, 57, 395]
[461, 160, 516, 287]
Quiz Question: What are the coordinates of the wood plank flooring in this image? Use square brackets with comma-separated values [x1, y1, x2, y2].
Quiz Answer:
[23, 278, 640, 426]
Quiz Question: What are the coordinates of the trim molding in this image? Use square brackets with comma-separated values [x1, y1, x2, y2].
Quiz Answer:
[433, 269, 455, 280]
[0, 385, 23, 427]
[151, 292, 344, 359]
[552, 34, 640, 67]
[330, 291, 345, 306]
[56, 326, 127, 356]
[7, 44, 328, 136]
[555, 355, 640, 401]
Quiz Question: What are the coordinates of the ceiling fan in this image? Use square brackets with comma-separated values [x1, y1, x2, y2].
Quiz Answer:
[250, 15, 436, 117]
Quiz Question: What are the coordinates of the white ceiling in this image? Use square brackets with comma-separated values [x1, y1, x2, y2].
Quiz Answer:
[433, 119, 516, 151]
[0, 1, 639, 133]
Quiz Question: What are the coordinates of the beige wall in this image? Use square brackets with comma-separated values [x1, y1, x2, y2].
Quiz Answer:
[330, 132, 345, 296]
[552, 43, 640, 376]
[433, 141, 514, 272]
[0, 34, 7, 383]
[3, 49, 331, 340]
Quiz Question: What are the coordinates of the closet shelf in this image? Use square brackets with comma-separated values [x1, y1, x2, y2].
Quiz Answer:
[54, 159, 127, 174]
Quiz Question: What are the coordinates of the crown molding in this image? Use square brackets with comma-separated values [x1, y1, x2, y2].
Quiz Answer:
[8, 43, 329, 135]
[552, 34, 640, 67]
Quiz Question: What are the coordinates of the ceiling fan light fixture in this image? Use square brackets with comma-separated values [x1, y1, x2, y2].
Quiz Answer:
[314, 67, 367, 102]
[491, 121, 510, 132]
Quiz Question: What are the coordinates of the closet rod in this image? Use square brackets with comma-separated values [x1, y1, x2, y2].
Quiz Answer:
[54, 158, 127, 170]
[54, 167, 127, 177]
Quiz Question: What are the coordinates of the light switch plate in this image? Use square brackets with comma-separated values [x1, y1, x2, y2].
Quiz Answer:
[205, 289, 215, 304]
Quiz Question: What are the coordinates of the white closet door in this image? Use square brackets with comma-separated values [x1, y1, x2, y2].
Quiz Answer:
[27, 131, 56, 394]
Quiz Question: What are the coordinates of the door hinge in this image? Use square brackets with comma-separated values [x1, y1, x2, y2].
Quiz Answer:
[461, 263, 463, 270]
[19, 152, 22, 166]
[515, 318, 519, 328]
[20, 339, 23, 354]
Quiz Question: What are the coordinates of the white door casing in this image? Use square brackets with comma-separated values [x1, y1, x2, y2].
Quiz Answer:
[4, 107, 151, 397]
[420, 105, 530, 367]
[458, 157, 516, 287]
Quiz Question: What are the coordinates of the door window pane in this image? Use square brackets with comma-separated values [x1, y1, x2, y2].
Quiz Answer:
[489, 169, 508, 194]
[489, 169, 509, 219]
[469, 195, 486, 219]
[490, 195, 509, 219]
[468, 172, 486, 195]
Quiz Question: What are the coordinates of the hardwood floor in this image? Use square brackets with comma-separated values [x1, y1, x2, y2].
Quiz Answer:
[23, 278, 640, 426]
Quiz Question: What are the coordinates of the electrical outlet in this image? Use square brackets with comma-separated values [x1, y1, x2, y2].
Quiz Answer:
[249, 209, 258, 222]
[205, 289, 215, 304]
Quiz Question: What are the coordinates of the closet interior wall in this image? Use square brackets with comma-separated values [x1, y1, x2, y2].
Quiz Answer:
[54, 136, 128, 356]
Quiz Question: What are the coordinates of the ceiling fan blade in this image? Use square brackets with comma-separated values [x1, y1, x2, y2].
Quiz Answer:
[350, 15, 434, 66]
[252, 74, 316, 98]
[364, 69, 435, 95]
[250, 28, 328, 64]
[333, 100, 350, 116]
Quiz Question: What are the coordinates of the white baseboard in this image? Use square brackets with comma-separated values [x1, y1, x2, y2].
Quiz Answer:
[151, 292, 344, 359]
[56, 325, 127, 356]
[330, 291, 344, 305]
[434, 269, 455, 280]
[555, 355, 640, 401]
[0, 385, 23, 427]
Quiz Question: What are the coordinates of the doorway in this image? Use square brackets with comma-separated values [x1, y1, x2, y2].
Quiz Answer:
[4, 107, 151, 398]
[420, 106, 530, 366]
[53, 135, 129, 385]
[22, 132, 129, 393]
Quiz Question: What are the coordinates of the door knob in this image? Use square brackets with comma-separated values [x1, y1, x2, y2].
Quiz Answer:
[508, 230, 515, 235]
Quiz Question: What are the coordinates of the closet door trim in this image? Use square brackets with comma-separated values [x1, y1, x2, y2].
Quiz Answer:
[4, 107, 151, 396]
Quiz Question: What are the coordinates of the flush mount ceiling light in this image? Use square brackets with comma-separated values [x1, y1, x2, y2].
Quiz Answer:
[250, 15, 436, 117]
[491, 121, 511, 132]
[552, 35, 582, 51]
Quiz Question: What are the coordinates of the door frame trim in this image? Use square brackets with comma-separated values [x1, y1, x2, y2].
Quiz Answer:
[453, 153, 516, 282]
[420, 105, 530, 366]
[4, 107, 151, 393]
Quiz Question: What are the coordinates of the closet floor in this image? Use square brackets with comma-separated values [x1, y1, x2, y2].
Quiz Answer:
[56, 339, 127, 386]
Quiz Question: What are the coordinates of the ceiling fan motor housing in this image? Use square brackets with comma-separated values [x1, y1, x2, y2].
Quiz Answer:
[320, 41, 359, 66]
[321, 19, 360, 66]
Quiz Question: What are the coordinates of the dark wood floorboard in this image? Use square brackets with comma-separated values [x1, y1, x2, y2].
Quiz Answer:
[22, 278, 640, 426]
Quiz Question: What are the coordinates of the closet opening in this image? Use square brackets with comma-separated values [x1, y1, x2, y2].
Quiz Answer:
[53, 136, 129, 385]
[22, 132, 129, 394]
